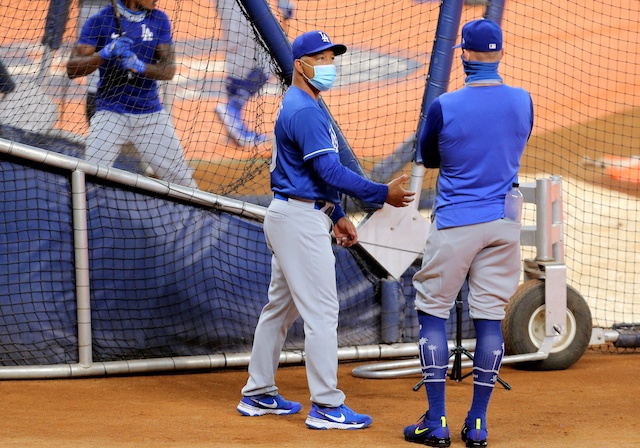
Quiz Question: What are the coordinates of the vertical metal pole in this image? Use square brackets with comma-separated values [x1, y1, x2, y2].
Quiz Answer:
[72, 170, 93, 367]
[535, 178, 553, 261]
[546, 176, 567, 336]
[410, 0, 465, 205]
[550, 176, 565, 263]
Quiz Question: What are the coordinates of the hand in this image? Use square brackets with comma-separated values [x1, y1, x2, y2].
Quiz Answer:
[119, 50, 146, 74]
[333, 217, 357, 248]
[99, 37, 133, 60]
[278, 0, 295, 19]
[385, 174, 415, 207]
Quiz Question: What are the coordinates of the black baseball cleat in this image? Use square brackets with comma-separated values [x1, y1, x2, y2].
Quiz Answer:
[403, 412, 451, 447]
[461, 418, 488, 447]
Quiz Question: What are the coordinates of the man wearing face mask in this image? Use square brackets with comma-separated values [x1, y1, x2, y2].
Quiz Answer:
[236, 30, 415, 430]
[403, 19, 533, 447]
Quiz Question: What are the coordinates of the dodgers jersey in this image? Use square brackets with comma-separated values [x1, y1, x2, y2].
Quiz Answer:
[79, 4, 173, 114]
[420, 84, 533, 229]
[271, 86, 342, 203]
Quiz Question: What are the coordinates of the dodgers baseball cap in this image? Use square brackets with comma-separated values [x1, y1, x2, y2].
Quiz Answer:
[292, 30, 347, 60]
[453, 19, 503, 52]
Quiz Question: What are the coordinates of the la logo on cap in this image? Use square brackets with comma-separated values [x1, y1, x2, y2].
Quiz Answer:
[319, 31, 331, 43]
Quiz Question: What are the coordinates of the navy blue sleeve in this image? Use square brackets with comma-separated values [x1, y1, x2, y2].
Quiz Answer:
[329, 202, 347, 223]
[419, 98, 443, 169]
[312, 152, 388, 205]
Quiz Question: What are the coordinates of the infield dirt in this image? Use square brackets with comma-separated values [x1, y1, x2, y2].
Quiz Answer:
[1, 349, 638, 447]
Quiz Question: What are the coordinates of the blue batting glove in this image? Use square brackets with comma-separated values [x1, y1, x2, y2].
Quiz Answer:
[278, 0, 295, 19]
[119, 51, 146, 75]
[99, 37, 133, 60]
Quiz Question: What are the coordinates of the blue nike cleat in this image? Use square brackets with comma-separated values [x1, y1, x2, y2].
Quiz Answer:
[404, 412, 451, 446]
[461, 418, 488, 447]
[236, 393, 302, 416]
[305, 403, 372, 430]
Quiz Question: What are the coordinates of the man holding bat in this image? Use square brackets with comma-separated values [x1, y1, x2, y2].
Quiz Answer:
[67, 0, 197, 188]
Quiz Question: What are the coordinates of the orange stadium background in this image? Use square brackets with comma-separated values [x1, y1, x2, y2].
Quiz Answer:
[2, 0, 640, 193]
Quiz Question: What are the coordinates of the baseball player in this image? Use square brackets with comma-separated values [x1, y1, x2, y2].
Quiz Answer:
[403, 19, 533, 447]
[66, 0, 197, 188]
[237, 30, 415, 430]
[213, 0, 294, 147]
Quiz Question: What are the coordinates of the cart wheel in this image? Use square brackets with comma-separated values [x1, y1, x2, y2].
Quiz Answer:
[502, 279, 592, 371]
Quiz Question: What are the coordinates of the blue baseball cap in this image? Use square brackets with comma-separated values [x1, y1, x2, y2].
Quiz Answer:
[292, 30, 347, 60]
[453, 19, 503, 52]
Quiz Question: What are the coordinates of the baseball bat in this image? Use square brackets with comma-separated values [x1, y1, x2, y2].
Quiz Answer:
[111, 0, 134, 78]
[111, 0, 123, 37]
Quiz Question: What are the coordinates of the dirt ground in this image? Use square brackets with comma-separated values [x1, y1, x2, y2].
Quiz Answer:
[0, 349, 637, 448]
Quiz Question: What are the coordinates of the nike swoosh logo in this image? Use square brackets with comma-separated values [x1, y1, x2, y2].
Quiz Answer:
[321, 412, 346, 423]
[415, 427, 430, 435]
[255, 399, 278, 409]
[111, 32, 120, 39]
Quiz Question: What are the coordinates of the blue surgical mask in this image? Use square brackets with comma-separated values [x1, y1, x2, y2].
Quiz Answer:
[300, 59, 337, 91]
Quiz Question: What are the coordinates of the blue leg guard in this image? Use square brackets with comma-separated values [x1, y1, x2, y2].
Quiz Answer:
[418, 311, 449, 419]
[467, 319, 504, 430]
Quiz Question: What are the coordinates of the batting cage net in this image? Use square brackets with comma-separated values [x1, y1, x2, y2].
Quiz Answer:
[0, 0, 639, 372]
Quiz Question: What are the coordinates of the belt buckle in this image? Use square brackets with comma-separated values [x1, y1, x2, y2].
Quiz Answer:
[325, 205, 335, 217]
[315, 200, 334, 217]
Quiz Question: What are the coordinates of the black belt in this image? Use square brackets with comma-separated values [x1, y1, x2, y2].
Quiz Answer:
[274, 193, 335, 217]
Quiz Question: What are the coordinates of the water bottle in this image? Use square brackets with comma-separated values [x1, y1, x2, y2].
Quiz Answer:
[504, 182, 524, 223]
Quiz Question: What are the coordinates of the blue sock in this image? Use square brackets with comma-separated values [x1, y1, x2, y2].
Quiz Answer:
[468, 319, 504, 428]
[417, 311, 449, 421]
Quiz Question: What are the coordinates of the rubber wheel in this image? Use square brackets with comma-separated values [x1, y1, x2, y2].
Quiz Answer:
[502, 279, 592, 371]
